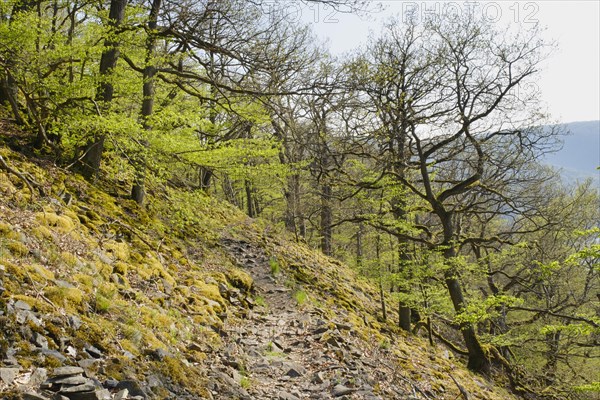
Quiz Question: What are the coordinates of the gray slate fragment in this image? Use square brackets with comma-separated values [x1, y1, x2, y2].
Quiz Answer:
[278, 392, 300, 400]
[42, 349, 67, 362]
[283, 362, 306, 378]
[95, 389, 112, 400]
[103, 379, 119, 389]
[16, 309, 34, 324]
[59, 382, 96, 393]
[52, 366, 85, 377]
[312, 371, 325, 384]
[113, 389, 129, 400]
[51, 375, 90, 385]
[30, 367, 49, 386]
[62, 391, 107, 400]
[23, 392, 51, 400]
[84, 345, 103, 358]
[332, 384, 355, 397]
[32, 332, 49, 349]
[15, 299, 32, 310]
[68, 315, 82, 330]
[335, 322, 352, 330]
[55, 280, 76, 289]
[115, 380, 147, 399]
[0, 367, 20, 385]
[78, 359, 100, 370]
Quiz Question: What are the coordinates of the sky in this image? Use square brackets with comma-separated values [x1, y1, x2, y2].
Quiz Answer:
[285, 0, 600, 124]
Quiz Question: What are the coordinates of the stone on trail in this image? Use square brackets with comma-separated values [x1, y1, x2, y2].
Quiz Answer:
[51, 366, 84, 377]
[332, 384, 355, 397]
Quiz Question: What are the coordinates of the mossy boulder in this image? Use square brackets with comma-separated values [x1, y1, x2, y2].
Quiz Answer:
[0, 222, 15, 237]
[44, 286, 84, 311]
[7, 241, 29, 256]
[35, 211, 76, 233]
[226, 269, 253, 293]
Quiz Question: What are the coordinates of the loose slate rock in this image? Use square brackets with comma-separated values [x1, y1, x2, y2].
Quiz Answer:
[68, 315, 83, 330]
[312, 371, 325, 384]
[42, 349, 67, 362]
[59, 382, 96, 393]
[51, 374, 89, 385]
[95, 389, 112, 400]
[84, 345, 103, 358]
[116, 380, 147, 399]
[113, 389, 129, 400]
[332, 384, 355, 397]
[30, 367, 48, 386]
[52, 366, 85, 377]
[23, 392, 51, 400]
[0, 367, 20, 385]
[278, 391, 300, 400]
[15, 299, 32, 310]
[32, 332, 49, 349]
[283, 362, 306, 378]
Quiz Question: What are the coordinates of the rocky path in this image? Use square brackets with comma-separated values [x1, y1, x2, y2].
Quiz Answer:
[207, 238, 419, 400]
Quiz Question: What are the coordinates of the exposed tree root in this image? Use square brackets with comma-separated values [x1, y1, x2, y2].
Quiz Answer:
[450, 374, 470, 400]
[0, 154, 44, 198]
[431, 328, 469, 356]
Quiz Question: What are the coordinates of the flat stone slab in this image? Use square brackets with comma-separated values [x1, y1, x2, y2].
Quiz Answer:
[332, 384, 355, 397]
[51, 375, 90, 385]
[51, 366, 85, 377]
[59, 382, 96, 393]
[23, 393, 50, 400]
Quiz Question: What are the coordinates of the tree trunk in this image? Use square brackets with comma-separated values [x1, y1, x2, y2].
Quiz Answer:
[544, 331, 560, 385]
[444, 272, 489, 372]
[0, 74, 24, 125]
[0, 0, 38, 125]
[222, 175, 237, 206]
[485, 258, 511, 360]
[398, 297, 411, 332]
[356, 222, 363, 269]
[375, 234, 387, 322]
[320, 183, 332, 256]
[393, 203, 412, 332]
[200, 167, 213, 190]
[131, 0, 162, 205]
[79, 136, 105, 181]
[245, 179, 255, 217]
[442, 218, 490, 374]
[79, 0, 127, 180]
[284, 173, 303, 239]
[379, 279, 387, 323]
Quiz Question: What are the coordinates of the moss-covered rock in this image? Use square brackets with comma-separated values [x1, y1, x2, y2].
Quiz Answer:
[44, 286, 84, 311]
[35, 211, 75, 233]
[6, 240, 29, 256]
[226, 268, 253, 293]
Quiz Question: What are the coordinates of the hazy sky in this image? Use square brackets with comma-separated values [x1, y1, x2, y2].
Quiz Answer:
[289, 0, 600, 124]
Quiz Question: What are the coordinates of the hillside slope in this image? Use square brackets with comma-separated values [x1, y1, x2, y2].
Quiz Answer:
[543, 120, 600, 185]
[0, 128, 518, 399]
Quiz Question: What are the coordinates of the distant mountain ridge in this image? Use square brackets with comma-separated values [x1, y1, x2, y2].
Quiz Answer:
[543, 120, 600, 186]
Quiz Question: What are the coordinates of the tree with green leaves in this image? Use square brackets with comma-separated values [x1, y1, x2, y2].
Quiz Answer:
[346, 11, 556, 373]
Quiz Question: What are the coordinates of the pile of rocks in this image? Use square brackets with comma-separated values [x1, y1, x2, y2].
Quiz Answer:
[1, 365, 147, 400]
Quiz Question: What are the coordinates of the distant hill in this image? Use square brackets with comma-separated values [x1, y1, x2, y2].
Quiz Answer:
[543, 120, 600, 186]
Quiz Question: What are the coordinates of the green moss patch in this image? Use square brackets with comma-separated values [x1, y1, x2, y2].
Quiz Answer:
[226, 269, 253, 293]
